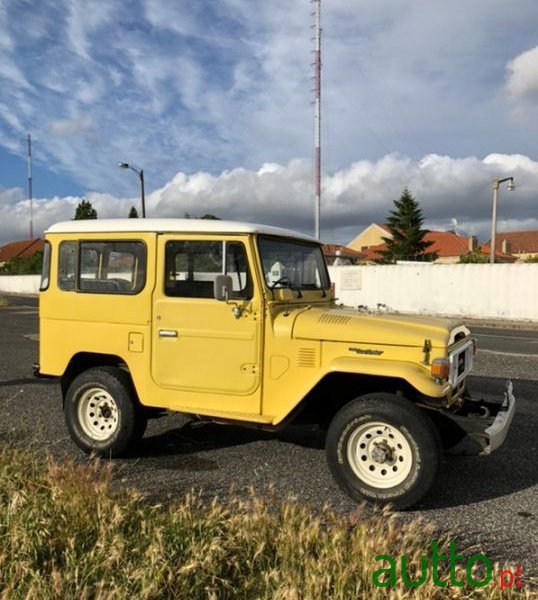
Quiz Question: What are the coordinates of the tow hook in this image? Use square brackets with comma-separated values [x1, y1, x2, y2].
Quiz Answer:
[469, 406, 491, 418]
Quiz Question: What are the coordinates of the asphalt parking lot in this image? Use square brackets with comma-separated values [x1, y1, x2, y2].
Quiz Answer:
[1, 296, 537, 584]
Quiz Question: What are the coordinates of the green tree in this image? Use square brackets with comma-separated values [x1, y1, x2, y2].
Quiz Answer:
[74, 199, 98, 220]
[184, 212, 221, 220]
[524, 254, 538, 263]
[459, 247, 489, 263]
[128, 206, 139, 218]
[0, 251, 43, 274]
[377, 188, 437, 263]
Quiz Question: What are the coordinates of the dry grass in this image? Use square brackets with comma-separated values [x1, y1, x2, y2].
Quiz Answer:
[0, 445, 533, 599]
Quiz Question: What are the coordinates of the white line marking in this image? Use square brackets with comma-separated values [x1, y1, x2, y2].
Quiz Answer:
[479, 349, 538, 358]
[476, 333, 538, 343]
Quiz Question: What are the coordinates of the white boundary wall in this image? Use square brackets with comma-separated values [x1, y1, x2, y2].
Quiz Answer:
[2, 266, 538, 322]
[0, 275, 40, 295]
[329, 264, 538, 322]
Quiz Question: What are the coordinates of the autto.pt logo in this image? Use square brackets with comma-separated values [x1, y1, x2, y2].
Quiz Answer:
[372, 541, 525, 590]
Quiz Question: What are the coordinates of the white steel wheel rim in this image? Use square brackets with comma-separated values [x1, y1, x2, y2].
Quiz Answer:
[346, 421, 413, 489]
[78, 387, 119, 441]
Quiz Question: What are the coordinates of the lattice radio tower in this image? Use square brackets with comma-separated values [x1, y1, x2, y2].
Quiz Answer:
[312, 0, 321, 239]
[27, 133, 33, 239]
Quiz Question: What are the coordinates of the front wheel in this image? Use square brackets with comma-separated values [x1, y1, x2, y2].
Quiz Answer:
[325, 393, 440, 510]
[64, 367, 147, 457]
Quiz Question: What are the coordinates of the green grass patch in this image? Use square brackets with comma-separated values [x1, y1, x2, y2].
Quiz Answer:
[0, 445, 532, 599]
[0, 295, 8, 307]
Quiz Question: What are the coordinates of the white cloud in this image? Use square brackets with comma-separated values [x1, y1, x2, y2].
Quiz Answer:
[505, 46, 538, 109]
[49, 116, 94, 137]
[0, 187, 25, 207]
[65, 0, 115, 60]
[1, 0, 538, 208]
[2, 153, 537, 246]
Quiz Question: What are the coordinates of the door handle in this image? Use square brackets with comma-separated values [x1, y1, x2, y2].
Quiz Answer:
[159, 329, 178, 338]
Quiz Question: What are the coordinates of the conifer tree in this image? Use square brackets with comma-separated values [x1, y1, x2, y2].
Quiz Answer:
[378, 188, 437, 263]
[73, 199, 98, 220]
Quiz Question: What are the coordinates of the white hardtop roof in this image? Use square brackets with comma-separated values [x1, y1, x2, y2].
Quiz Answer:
[46, 218, 318, 243]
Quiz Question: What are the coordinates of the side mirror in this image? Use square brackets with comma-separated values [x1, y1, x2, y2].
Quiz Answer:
[214, 274, 233, 301]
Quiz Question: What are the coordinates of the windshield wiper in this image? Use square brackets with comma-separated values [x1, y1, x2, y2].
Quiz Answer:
[269, 277, 303, 298]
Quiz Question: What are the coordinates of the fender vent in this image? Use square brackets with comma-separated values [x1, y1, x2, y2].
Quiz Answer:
[297, 348, 318, 368]
[318, 313, 351, 326]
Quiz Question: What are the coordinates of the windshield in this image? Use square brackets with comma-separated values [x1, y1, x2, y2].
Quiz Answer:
[258, 236, 330, 291]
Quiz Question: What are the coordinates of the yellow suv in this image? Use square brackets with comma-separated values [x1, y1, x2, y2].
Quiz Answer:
[36, 219, 515, 509]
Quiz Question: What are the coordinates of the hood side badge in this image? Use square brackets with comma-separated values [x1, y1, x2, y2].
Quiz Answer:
[349, 347, 384, 356]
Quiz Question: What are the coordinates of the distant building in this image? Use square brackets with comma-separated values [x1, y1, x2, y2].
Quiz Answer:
[347, 223, 390, 252]
[489, 230, 538, 261]
[347, 224, 516, 263]
[323, 244, 365, 265]
[0, 238, 44, 267]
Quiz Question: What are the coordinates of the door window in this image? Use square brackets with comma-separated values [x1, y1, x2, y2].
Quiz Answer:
[165, 240, 252, 299]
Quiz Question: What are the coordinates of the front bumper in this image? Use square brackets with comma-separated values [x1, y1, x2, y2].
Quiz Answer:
[479, 380, 516, 455]
[436, 380, 516, 456]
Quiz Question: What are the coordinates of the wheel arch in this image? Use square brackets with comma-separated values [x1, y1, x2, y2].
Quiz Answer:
[60, 352, 132, 400]
[282, 371, 422, 430]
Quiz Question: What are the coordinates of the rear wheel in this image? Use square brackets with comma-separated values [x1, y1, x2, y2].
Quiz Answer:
[325, 393, 440, 509]
[65, 367, 147, 457]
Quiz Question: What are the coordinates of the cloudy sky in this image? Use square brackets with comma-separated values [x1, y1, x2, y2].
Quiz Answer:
[0, 0, 537, 246]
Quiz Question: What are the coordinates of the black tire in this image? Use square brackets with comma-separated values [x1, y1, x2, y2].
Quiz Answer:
[325, 393, 440, 510]
[64, 366, 147, 457]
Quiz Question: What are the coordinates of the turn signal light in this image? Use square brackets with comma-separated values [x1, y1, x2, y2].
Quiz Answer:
[431, 358, 449, 381]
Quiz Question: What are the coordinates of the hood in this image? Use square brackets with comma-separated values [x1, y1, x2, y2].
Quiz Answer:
[292, 307, 465, 348]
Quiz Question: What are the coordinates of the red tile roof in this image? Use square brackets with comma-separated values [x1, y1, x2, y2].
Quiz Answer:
[424, 231, 470, 257]
[323, 244, 364, 256]
[0, 238, 44, 263]
[492, 230, 538, 254]
[361, 231, 516, 262]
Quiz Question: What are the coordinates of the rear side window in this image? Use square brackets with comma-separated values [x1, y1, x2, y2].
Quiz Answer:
[57, 240, 146, 294]
[58, 242, 76, 290]
[165, 240, 252, 299]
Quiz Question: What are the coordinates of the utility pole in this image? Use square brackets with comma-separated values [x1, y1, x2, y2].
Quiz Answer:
[27, 133, 33, 239]
[489, 177, 515, 264]
[312, 0, 321, 240]
[118, 163, 146, 217]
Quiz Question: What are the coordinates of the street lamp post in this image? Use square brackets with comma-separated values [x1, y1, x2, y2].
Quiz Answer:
[118, 162, 146, 218]
[490, 177, 515, 264]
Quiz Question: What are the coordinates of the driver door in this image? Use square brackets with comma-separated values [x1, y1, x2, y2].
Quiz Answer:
[151, 235, 262, 415]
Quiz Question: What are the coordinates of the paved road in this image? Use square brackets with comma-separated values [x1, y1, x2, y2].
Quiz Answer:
[474, 328, 538, 356]
[0, 298, 536, 584]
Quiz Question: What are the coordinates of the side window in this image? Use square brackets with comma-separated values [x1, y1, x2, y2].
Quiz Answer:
[165, 241, 222, 298]
[78, 241, 146, 294]
[58, 241, 76, 290]
[165, 240, 252, 299]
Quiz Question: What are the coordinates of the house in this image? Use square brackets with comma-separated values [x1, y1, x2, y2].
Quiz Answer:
[323, 244, 365, 265]
[350, 226, 516, 263]
[490, 230, 538, 261]
[347, 223, 390, 252]
[0, 238, 44, 267]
